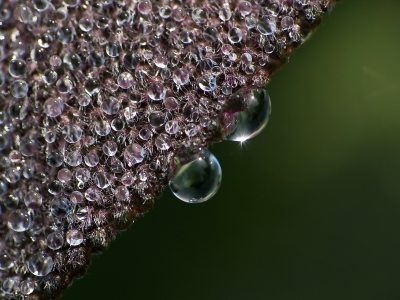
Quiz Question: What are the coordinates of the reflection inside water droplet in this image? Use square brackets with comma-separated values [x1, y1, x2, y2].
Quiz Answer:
[169, 149, 222, 203]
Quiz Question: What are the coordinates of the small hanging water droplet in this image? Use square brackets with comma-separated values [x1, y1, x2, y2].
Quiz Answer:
[226, 88, 271, 142]
[169, 149, 222, 203]
[28, 252, 53, 276]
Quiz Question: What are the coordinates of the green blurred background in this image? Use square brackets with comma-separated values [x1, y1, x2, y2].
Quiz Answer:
[63, 1, 400, 299]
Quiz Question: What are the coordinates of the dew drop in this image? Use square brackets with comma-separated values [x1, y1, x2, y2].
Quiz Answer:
[8, 209, 31, 232]
[28, 252, 53, 276]
[123, 144, 146, 166]
[50, 198, 72, 218]
[118, 72, 134, 89]
[43, 97, 64, 117]
[2, 278, 17, 294]
[148, 82, 166, 101]
[169, 149, 222, 203]
[228, 27, 243, 43]
[226, 89, 271, 142]
[199, 74, 216, 92]
[9, 59, 26, 77]
[24, 192, 43, 209]
[10, 80, 28, 98]
[66, 229, 84, 246]
[20, 280, 35, 295]
[63, 124, 83, 143]
[0, 252, 14, 270]
[46, 232, 64, 250]
[94, 172, 111, 189]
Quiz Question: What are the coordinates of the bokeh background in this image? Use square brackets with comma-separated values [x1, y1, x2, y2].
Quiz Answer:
[63, 1, 400, 299]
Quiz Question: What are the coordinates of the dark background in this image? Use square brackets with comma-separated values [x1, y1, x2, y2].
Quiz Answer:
[63, 0, 400, 299]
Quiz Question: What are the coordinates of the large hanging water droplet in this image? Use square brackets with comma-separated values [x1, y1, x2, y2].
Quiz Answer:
[169, 149, 222, 203]
[27, 252, 53, 276]
[226, 89, 271, 142]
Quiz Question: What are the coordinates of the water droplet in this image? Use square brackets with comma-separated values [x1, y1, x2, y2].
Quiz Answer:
[238, 1, 252, 16]
[226, 89, 271, 142]
[74, 170, 89, 186]
[56, 77, 73, 94]
[94, 119, 111, 136]
[43, 69, 58, 84]
[169, 149, 222, 203]
[87, 50, 104, 67]
[10, 80, 28, 98]
[78, 94, 91, 107]
[76, 207, 88, 220]
[118, 72, 134, 89]
[105, 42, 121, 57]
[63, 124, 83, 143]
[20, 280, 35, 295]
[159, 5, 171, 18]
[123, 53, 139, 69]
[139, 128, 152, 140]
[123, 144, 146, 166]
[172, 7, 185, 22]
[103, 140, 118, 156]
[0, 252, 14, 270]
[281, 16, 294, 30]
[63, 52, 82, 70]
[172, 69, 189, 86]
[51, 198, 72, 218]
[65, 151, 82, 167]
[32, 0, 50, 12]
[66, 229, 84, 246]
[111, 118, 125, 131]
[199, 74, 216, 92]
[185, 123, 198, 137]
[164, 96, 179, 110]
[228, 27, 243, 43]
[84, 150, 99, 167]
[203, 27, 218, 43]
[9, 59, 26, 77]
[28, 252, 53, 276]
[121, 172, 135, 186]
[148, 82, 166, 101]
[48, 180, 63, 195]
[24, 192, 43, 209]
[114, 186, 129, 201]
[191, 8, 207, 24]
[70, 190, 85, 204]
[43, 97, 64, 117]
[94, 172, 111, 189]
[219, 7, 232, 21]
[117, 11, 132, 26]
[149, 111, 165, 127]
[155, 133, 171, 150]
[14, 5, 32, 23]
[165, 120, 180, 135]
[102, 96, 120, 115]
[8, 209, 31, 232]
[79, 17, 93, 32]
[137, 0, 152, 15]
[56, 26, 74, 44]
[257, 17, 276, 36]
[85, 187, 102, 202]
[46, 232, 64, 250]
[2, 278, 17, 294]
[85, 78, 100, 95]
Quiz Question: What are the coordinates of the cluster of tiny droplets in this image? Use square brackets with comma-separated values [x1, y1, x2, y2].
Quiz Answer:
[0, 0, 335, 298]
